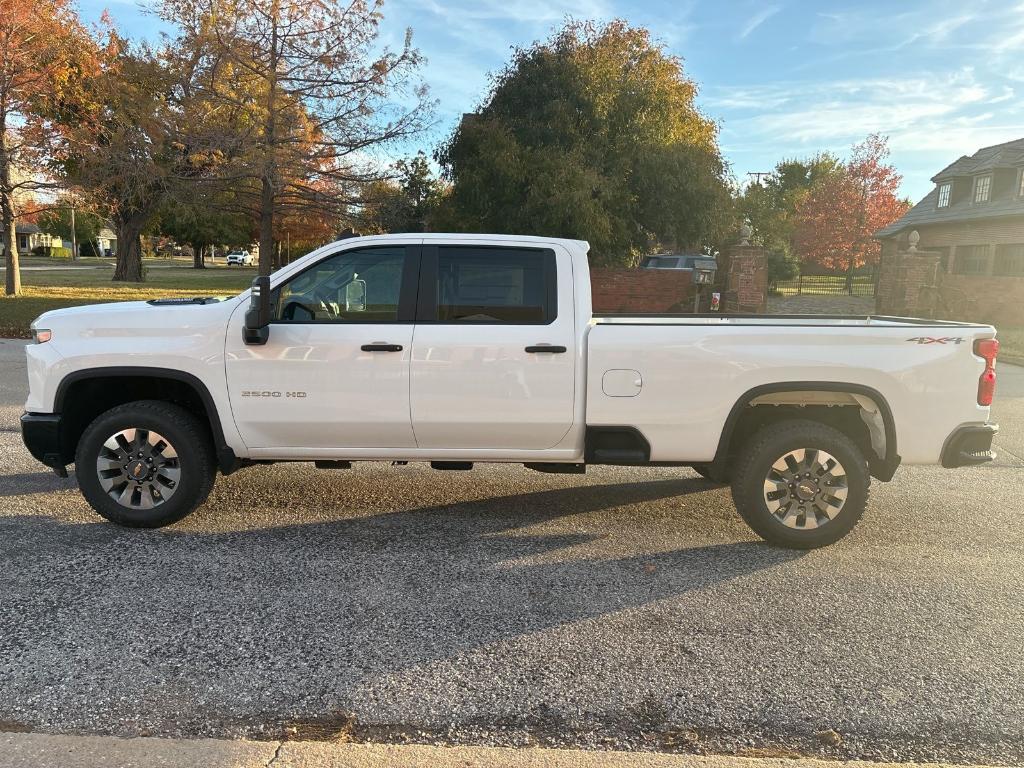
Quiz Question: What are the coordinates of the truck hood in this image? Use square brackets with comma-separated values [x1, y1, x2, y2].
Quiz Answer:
[34, 297, 244, 344]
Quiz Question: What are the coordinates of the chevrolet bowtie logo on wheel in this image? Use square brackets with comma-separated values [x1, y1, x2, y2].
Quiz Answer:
[906, 336, 965, 345]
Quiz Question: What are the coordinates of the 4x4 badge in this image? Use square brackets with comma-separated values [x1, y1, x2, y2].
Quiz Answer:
[906, 337, 965, 345]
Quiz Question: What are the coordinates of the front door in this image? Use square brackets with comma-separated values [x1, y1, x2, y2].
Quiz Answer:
[409, 243, 576, 450]
[225, 244, 420, 450]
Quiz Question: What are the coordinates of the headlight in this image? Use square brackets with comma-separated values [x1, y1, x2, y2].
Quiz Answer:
[32, 328, 52, 344]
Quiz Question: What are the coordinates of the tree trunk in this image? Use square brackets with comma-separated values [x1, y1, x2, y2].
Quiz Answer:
[192, 241, 206, 269]
[258, 3, 279, 277]
[112, 215, 146, 282]
[1, 122, 21, 296]
[845, 254, 856, 294]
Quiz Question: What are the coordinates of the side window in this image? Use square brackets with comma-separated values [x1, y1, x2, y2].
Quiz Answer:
[433, 247, 555, 323]
[275, 247, 408, 322]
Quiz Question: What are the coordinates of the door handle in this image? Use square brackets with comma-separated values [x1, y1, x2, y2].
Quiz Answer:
[361, 343, 404, 352]
[525, 345, 567, 353]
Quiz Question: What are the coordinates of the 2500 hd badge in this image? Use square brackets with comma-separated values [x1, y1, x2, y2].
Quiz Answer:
[240, 390, 307, 398]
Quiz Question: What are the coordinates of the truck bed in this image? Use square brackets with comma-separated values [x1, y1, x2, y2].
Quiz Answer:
[586, 314, 996, 466]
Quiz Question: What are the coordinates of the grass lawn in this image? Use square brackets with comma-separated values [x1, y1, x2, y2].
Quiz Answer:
[0, 260, 255, 338]
[998, 327, 1024, 365]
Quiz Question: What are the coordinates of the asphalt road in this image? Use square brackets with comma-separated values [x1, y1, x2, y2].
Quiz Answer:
[1, 338, 1023, 764]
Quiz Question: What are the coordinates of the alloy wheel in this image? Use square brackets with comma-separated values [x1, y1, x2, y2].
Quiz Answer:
[762, 448, 848, 529]
[95, 428, 181, 510]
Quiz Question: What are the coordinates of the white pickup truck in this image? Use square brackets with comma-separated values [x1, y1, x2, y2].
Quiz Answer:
[21, 234, 1000, 548]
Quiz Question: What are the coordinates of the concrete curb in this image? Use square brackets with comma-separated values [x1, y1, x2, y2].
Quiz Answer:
[0, 733, 993, 768]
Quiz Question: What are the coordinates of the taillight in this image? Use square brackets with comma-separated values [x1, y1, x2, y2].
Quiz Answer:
[974, 338, 998, 406]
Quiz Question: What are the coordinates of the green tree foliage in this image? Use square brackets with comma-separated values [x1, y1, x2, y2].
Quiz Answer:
[436, 20, 731, 266]
[157, 192, 254, 268]
[737, 154, 841, 284]
[361, 153, 443, 234]
[36, 200, 104, 254]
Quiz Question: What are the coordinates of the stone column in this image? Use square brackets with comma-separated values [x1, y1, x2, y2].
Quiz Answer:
[720, 226, 768, 314]
[875, 230, 942, 317]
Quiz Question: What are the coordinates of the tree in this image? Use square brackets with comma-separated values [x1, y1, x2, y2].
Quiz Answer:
[0, 0, 95, 294]
[159, 0, 432, 276]
[436, 20, 731, 266]
[738, 154, 841, 285]
[158, 192, 254, 268]
[794, 134, 909, 289]
[37, 199, 105, 256]
[361, 152, 443, 233]
[50, 36, 202, 281]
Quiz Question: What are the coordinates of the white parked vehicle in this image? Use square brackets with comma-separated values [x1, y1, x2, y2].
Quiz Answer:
[225, 250, 254, 266]
[22, 234, 1000, 548]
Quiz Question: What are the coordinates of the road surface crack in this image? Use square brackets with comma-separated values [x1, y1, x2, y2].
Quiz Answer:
[266, 740, 285, 767]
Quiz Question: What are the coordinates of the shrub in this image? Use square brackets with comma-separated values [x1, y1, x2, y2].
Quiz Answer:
[31, 245, 72, 259]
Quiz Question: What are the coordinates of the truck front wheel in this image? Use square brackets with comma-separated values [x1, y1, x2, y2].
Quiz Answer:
[75, 400, 216, 528]
[730, 420, 869, 549]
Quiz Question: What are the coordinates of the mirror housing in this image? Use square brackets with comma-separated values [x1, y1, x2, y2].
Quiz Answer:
[242, 275, 271, 345]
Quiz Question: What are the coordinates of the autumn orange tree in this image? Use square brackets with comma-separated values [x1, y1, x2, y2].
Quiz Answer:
[159, 0, 432, 276]
[793, 134, 909, 290]
[0, 0, 95, 295]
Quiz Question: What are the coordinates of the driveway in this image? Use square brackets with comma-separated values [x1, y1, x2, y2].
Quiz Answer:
[1, 338, 1022, 764]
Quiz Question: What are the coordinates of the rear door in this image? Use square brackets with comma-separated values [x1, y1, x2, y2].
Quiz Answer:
[409, 243, 576, 450]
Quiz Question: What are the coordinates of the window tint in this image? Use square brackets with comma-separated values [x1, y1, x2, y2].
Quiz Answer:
[434, 247, 554, 323]
[275, 247, 407, 322]
[645, 256, 679, 268]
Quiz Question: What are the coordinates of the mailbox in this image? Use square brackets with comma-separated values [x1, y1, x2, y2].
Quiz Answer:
[692, 257, 717, 285]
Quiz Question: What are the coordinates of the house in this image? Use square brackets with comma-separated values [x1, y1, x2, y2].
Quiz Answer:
[0, 223, 60, 256]
[874, 138, 1024, 325]
[97, 227, 118, 257]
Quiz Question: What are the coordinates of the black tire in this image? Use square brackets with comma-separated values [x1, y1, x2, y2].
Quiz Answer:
[75, 400, 216, 528]
[730, 419, 869, 549]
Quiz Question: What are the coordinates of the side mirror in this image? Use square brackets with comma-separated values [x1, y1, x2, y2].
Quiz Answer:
[243, 275, 271, 345]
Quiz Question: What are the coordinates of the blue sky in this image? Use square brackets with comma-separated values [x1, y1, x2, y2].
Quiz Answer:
[79, 0, 1024, 201]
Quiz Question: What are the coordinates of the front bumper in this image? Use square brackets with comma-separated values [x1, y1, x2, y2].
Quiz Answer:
[941, 423, 998, 468]
[21, 413, 70, 475]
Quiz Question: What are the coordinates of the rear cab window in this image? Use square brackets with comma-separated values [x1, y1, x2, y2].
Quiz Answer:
[421, 246, 557, 324]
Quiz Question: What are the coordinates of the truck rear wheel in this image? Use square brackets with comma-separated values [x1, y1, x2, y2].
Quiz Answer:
[730, 420, 869, 549]
[75, 400, 216, 528]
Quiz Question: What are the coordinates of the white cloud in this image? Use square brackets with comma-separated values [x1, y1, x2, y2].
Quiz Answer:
[711, 67, 1023, 200]
[736, 5, 780, 41]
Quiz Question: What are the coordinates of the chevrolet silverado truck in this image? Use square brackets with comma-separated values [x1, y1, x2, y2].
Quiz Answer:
[21, 234, 1000, 548]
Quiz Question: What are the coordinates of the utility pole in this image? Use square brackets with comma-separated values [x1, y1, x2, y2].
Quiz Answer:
[747, 171, 772, 186]
[286, 230, 290, 265]
[69, 204, 78, 261]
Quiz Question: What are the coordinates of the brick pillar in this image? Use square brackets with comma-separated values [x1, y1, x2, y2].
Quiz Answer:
[720, 244, 768, 314]
[875, 250, 941, 317]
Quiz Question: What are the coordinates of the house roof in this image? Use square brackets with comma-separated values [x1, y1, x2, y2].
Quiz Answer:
[0, 223, 41, 235]
[875, 137, 1024, 238]
[932, 138, 1024, 182]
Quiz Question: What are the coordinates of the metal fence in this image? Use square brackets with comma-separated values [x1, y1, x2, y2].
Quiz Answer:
[772, 274, 876, 297]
